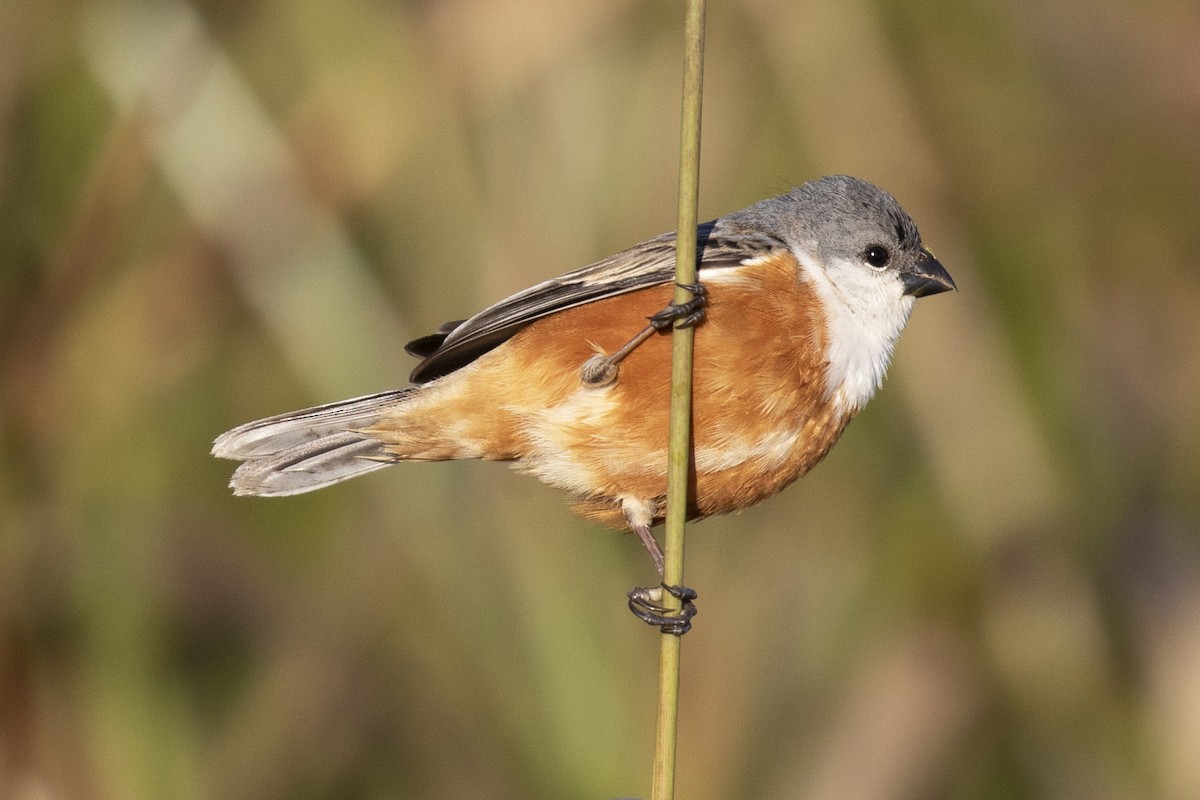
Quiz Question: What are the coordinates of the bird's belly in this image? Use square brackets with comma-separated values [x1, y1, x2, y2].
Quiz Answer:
[509, 383, 851, 527]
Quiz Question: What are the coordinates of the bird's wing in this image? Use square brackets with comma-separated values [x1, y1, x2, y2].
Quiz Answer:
[406, 221, 784, 383]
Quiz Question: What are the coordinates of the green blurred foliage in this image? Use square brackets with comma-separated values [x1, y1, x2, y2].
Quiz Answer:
[2, 0, 1199, 798]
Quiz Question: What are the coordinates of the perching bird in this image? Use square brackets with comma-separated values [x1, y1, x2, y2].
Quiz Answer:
[213, 175, 954, 633]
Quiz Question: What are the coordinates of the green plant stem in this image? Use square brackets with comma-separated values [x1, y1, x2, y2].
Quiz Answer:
[651, 1, 705, 799]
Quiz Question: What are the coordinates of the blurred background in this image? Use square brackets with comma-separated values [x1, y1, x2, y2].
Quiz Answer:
[2, 0, 1199, 798]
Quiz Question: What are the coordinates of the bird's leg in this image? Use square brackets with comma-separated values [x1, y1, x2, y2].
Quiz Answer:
[622, 501, 698, 635]
[580, 325, 657, 387]
[631, 518, 666, 575]
[580, 282, 707, 387]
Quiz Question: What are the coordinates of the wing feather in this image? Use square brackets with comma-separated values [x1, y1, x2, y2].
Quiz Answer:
[408, 221, 783, 383]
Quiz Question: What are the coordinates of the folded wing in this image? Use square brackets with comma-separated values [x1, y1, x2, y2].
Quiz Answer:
[408, 223, 782, 383]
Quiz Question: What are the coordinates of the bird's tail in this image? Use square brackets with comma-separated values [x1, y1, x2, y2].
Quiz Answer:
[212, 389, 416, 497]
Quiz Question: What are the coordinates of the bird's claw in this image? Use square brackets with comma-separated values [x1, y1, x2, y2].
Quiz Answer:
[627, 583, 698, 635]
[648, 283, 707, 330]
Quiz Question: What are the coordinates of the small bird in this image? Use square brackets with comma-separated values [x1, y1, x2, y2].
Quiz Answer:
[213, 175, 954, 633]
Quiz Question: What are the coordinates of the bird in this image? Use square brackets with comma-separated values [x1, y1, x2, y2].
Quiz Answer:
[212, 174, 955, 633]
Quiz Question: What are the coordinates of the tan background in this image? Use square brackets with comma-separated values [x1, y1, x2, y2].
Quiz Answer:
[3, 0, 1199, 798]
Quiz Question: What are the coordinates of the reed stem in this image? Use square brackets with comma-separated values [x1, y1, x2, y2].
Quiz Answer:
[650, 1, 706, 798]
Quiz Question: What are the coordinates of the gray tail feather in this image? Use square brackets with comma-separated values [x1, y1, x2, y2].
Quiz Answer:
[212, 389, 414, 496]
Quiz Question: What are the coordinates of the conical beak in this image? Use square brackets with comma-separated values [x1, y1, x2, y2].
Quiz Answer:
[901, 249, 956, 297]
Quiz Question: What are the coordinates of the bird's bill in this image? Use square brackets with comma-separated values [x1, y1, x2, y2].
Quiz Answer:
[901, 249, 956, 297]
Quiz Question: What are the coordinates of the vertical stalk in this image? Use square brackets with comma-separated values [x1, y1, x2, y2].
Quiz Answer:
[651, 1, 705, 799]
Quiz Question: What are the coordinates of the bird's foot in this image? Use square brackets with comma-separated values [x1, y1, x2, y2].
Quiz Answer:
[648, 283, 707, 330]
[627, 583, 698, 635]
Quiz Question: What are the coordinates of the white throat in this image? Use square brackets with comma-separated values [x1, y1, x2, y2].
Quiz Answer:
[794, 248, 915, 413]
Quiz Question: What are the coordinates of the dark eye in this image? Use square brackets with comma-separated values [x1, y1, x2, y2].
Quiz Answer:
[863, 245, 891, 269]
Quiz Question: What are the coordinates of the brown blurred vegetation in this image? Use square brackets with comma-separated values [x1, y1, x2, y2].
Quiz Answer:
[2, 0, 1199, 798]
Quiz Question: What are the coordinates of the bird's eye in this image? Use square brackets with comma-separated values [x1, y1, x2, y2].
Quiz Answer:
[863, 245, 891, 269]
